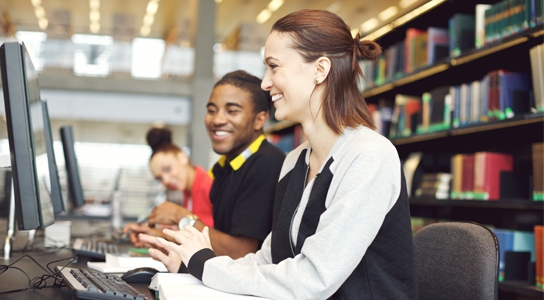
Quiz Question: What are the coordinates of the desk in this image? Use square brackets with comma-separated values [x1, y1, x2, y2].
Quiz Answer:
[0, 218, 156, 300]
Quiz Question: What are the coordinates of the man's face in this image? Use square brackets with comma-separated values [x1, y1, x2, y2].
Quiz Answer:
[205, 84, 264, 161]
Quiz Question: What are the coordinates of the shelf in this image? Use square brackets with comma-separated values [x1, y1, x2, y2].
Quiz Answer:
[410, 198, 543, 210]
[361, 25, 544, 100]
[499, 281, 544, 300]
[363, 0, 448, 41]
[264, 120, 297, 134]
[391, 112, 544, 146]
[451, 113, 544, 136]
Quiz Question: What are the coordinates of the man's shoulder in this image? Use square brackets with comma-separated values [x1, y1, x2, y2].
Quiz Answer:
[255, 139, 286, 161]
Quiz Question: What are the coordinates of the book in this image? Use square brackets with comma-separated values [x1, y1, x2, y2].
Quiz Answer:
[415, 173, 452, 199]
[404, 28, 426, 74]
[530, 44, 544, 112]
[461, 154, 475, 199]
[533, 143, 544, 201]
[492, 228, 514, 281]
[535, 225, 544, 288]
[427, 27, 450, 65]
[87, 253, 168, 273]
[498, 71, 531, 119]
[450, 154, 464, 199]
[473, 152, 514, 200]
[151, 273, 270, 299]
[476, 4, 492, 49]
[449, 13, 476, 58]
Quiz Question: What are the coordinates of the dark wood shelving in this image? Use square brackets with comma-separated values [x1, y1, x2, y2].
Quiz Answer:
[391, 112, 544, 147]
[499, 281, 544, 300]
[410, 198, 543, 210]
[361, 26, 544, 100]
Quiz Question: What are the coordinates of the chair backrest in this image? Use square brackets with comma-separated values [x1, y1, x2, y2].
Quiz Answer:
[413, 222, 499, 300]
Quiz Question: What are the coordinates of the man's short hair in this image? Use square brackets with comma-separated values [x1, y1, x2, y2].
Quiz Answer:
[214, 70, 271, 114]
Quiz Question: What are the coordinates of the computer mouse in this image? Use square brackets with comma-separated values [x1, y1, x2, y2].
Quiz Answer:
[121, 267, 160, 284]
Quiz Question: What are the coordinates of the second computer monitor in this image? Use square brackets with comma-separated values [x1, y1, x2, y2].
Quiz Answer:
[60, 126, 86, 209]
[42, 99, 65, 215]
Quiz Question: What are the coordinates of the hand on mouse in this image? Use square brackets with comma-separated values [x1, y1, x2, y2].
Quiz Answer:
[139, 233, 182, 273]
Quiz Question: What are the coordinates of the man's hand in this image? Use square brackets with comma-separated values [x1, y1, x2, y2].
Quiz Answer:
[147, 202, 191, 227]
[123, 222, 166, 248]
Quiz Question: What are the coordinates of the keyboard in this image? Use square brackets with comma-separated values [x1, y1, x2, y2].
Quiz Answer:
[72, 238, 119, 260]
[57, 266, 150, 300]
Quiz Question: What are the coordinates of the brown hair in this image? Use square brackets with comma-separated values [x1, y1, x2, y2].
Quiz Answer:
[272, 9, 382, 133]
[146, 127, 181, 159]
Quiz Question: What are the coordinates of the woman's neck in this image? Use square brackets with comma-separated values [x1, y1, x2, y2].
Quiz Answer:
[301, 118, 339, 167]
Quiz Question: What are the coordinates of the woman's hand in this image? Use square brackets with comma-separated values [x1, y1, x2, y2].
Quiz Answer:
[147, 202, 191, 227]
[157, 226, 213, 266]
[139, 233, 182, 273]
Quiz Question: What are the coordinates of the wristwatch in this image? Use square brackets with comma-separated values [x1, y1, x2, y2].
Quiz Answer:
[178, 213, 199, 229]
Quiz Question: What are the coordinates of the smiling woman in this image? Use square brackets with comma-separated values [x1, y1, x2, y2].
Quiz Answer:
[122, 126, 214, 248]
[141, 9, 418, 300]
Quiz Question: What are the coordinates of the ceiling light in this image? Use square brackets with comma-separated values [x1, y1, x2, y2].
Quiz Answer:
[267, 0, 284, 12]
[146, 1, 159, 15]
[30, 0, 41, 7]
[256, 9, 271, 24]
[326, 1, 342, 13]
[399, 0, 418, 8]
[143, 14, 155, 26]
[360, 18, 379, 33]
[34, 7, 45, 18]
[378, 6, 399, 21]
[90, 11, 100, 22]
[38, 18, 48, 30]
[140, 26, 151, 37]
[214, 0, 223, 3]
[90, 23, 100, 34]
[90, 0, 100, 10]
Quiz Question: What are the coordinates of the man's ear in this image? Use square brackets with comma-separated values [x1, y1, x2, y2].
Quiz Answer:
[315, 56, 331, 82]
[253, 111, 268, 131]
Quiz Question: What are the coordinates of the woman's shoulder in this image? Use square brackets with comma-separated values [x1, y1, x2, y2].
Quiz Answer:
[343, 126, 397, 156]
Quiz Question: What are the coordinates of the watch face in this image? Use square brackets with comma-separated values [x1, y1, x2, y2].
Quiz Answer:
[179, 217, 190, 229]
[179, 214, 197, 229]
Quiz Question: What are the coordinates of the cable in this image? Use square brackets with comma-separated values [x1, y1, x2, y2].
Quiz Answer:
[0, 255, 76, 296]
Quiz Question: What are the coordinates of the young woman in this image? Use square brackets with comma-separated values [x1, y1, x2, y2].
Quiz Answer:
[124, 127, 214, 247]
[140, 9, 418, 299]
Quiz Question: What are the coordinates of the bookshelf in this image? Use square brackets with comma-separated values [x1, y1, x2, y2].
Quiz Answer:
[264, 0, 543, 297]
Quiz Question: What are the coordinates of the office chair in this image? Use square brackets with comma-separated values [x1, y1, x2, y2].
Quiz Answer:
[413, 222, 499, 300]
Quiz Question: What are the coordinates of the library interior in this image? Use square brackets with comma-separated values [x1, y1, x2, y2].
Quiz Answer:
[0, 0, 542, 299]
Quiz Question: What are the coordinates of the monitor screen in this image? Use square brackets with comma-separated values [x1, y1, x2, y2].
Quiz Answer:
[59, 125, 86, 208]
[0, 41, 55, 230]
[41, 99, 65, 215]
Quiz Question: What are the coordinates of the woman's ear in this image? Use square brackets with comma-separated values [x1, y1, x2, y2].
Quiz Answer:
[315, 56, 331, 83]
[177, 152, 189, 165]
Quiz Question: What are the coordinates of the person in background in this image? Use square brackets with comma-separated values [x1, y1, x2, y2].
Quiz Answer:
[140, 9, 418, 300]
[123, 127, 214, 246]
[131, 70, 285, 260]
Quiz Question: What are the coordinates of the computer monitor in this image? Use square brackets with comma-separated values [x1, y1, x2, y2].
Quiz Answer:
[59, 125, 86, 208]
[0, 41, 55, 230]
[42, 99, 65, 215]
